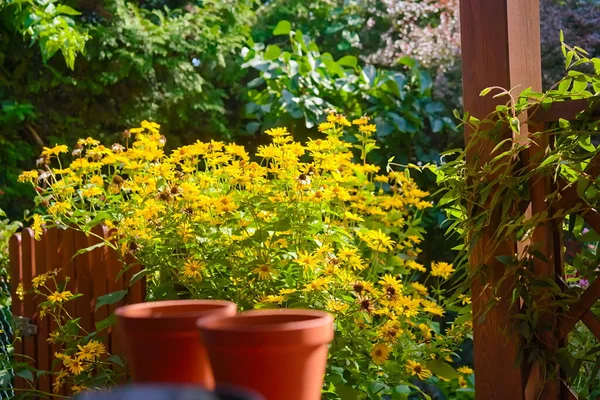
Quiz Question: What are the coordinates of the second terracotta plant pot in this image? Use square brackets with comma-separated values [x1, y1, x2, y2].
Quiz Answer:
[197, 309, 334, 400]
[115, 299, 236, 387]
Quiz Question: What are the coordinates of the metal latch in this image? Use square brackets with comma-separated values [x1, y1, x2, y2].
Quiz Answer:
[12, 316, 37, 337]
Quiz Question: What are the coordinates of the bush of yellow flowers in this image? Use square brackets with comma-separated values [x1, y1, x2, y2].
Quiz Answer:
[18, 115, 473, 398]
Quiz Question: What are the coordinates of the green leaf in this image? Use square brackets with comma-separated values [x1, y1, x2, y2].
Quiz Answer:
[95, 313, 116, 332]
[336, 383, 366, 400]
[264, 45, 281, 61]
[56, 5, 81, 15]
[72, 241, 107, 258]
[337, 55, 357, 68]
[108, 355, 124, 367]
[15, 369, 33, 382]
[273, 20, 292, 36]
[95, 290, 127, 311]
[426, 360, 460, 379]
[479, 87, 492, 97]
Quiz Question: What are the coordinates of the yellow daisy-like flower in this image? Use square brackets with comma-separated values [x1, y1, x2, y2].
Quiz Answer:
[32, 273, 47, 289]
[76, 340, 106, 361]
[48, 291, 74, 304]
[252, 264, 275, 280]
[41, 144, 69, 157]
[264, 127, 289, 137]
[182, 259, 204, 280]
[65, 357, 85, 375]
[459, 375, 468, 388]
[344, 211, 364, 222]
[379, 274, 402, 293]
[53, 369, 68, 394]
[71, 385, 88, 394]
[352, 116, 370, 125]
[295, 250, 320, 271]
[370, 343, 390, 365]
[421, 299, 445, 317]
[457, 366, 474, 375]
[303, 277, 331, 292]
[361, 229, 395, 253]
[318, 121, 335, 132]
[326, 298, 349, 314]
[406, 360, 432, 380]
[431, 262, 455, 280]
[458, 294, 471, 305]
[263, 294, 285, 304]
[31, 214, 45, 241]
[411, 282, 429, 296]
[17, 170, 38, 183]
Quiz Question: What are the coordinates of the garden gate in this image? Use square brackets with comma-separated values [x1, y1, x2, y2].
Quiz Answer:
[461, 0, 600, 399]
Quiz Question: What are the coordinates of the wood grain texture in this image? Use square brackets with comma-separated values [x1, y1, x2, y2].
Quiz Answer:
[461, 0, 543, 398]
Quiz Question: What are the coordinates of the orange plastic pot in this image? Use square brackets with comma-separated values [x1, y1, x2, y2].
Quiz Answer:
[115, 300, 236, 387]
[197, 309, 334, 400]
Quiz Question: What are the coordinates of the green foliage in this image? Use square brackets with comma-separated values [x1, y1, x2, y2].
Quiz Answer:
[0, 209, 21, 274]
[1, 0, 89, 69]
[243, 27, 455, 166]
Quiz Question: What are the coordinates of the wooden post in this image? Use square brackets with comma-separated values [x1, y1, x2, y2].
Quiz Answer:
[460, 0, 542, 399]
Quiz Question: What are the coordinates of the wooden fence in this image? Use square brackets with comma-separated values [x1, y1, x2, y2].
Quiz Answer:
[9, 226, 145, 397]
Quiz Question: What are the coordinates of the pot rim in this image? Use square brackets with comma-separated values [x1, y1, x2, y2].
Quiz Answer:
[115, 299, 236, 321]
[196, 308, 333, 333]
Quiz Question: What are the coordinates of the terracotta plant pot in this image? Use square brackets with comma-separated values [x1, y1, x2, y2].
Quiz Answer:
[115, 300, 236, 387]
[197, 309, 334, 400]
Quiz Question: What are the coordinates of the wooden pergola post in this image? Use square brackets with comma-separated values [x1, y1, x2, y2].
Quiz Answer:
[460, 0, 544, 399]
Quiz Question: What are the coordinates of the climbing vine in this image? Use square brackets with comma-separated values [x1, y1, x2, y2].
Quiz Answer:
[432, 37, 600, 395]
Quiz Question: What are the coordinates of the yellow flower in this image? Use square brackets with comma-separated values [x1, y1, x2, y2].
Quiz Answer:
[264, 127, 289, 137]
[358, 124, 377, 135]
[370, 343, 390, 365]
[379, 274, 402, 293]
[263, 294, 285, 304]
[65, 356, 85, 375]
[31, 214, 45, 241]
[411, 282, 428, 296]
[344, 211, 364, 222]
[18, 170, 38, 183]
[90, 175, 104, 186]
[303, 277, 331, 292]
[47, 331, 60, 344]
[405, 260, 426, 272]
[406, 360, 432, 380]
[295, 250, 320, 271]
[76, 340, 106, 361]
[252, 264, 275, 280]
[32, 273, 47, 289]
[459, 294, 471, 305]
[41, 144, 69, 157]
[326, 298, 349, 314]
[421, 299, 445, 317]
[431, 262, 455, 280]
[182, 259, 204, 280]
[318, 121, 335, 132]
[360, 229, 395, 253]
[48, 291, 74, 304]
[352, 116, 370, 125]
[47, 201, 72, 215]
[53, 369, 68, 393]
[457, 366, 474, 375]
[71, 385, 87, 394]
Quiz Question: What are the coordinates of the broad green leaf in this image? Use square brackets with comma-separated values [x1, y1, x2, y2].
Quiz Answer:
[95, 313, 116, 332]
[15, 369, 34, 382]
[273, 20, 292, 36]
[264, 45, 281, 61]
[337, 55, 357, 68]
[426, 360, 460, 379]
[95, 290, 127, 311]
[56, 5, 81, 15]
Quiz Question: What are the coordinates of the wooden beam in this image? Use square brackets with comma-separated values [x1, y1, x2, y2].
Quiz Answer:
[529, 99, 591, 123]
[460, 0, 542, 398]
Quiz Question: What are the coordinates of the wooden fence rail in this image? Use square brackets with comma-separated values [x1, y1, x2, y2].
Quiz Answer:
[9, 226, 145, 397]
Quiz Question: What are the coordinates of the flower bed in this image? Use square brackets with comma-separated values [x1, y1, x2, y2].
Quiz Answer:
[18, 115, 472, 398]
